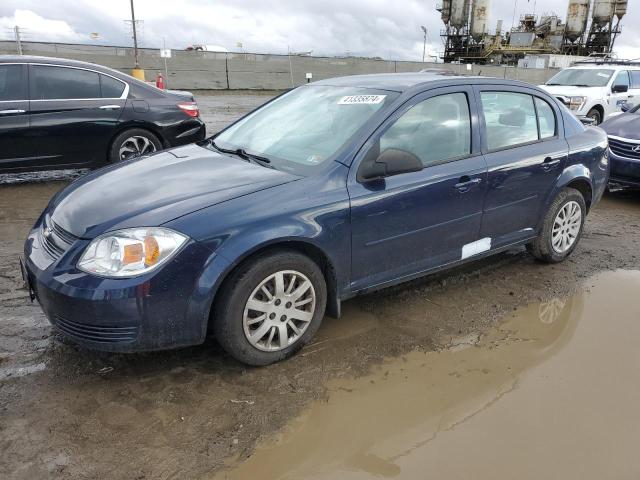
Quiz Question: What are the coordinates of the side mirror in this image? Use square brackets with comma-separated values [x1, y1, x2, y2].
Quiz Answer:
[612, 84, 629, 93]
[358, 148, 423, 182]
[621, 101, 634, 113]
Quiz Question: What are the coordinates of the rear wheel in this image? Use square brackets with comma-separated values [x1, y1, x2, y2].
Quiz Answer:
[586, 108, 602, 125]
[213, 250, 327, 366]
[109, 128, 162, 163]
[528, 187, 586, 263]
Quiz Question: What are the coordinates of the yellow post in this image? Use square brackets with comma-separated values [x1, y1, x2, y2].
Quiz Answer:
[131, 68, 145, 81]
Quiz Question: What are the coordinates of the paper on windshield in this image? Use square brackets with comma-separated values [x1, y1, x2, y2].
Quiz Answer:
[338, 95, 386, 105]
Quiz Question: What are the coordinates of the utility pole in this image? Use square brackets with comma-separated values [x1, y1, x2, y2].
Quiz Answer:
[14, 26, 23, 55]
[130, 0, 140, 68]
[421, 26, 427, 62]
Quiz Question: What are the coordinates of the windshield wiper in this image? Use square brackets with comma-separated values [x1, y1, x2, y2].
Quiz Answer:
[210, 140, 274, 168]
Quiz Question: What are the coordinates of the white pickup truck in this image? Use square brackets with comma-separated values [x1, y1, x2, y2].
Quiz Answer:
[540, 61, 640, 125]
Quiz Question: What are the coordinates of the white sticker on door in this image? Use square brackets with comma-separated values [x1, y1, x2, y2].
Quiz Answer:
[461, 237, 492, 260]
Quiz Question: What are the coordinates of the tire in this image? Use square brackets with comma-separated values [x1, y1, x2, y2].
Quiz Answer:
[586, 108, 602, 125]
[108, 128, 163, 163]
[528, 187, 587, 263]
[213, 250, 327, 366]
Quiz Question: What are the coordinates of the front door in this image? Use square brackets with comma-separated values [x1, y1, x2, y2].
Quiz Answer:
[28, 64, 126, 168]
[348, 87, 487, 292]
[610, 70, 631, 117]
[0, 64, 33, 171]
[476, 87, 568, 248]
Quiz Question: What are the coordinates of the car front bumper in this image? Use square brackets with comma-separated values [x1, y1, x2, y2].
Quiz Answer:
[609, 150, 640, 187]
[23, 221, 227, 353]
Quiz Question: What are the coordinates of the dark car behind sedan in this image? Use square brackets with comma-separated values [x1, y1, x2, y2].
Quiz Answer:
[0, 55, 206, 173]
[600, 104, 640, 188]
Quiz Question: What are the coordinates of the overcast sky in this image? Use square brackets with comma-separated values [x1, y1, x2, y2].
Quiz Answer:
[0, 0, 638, 61]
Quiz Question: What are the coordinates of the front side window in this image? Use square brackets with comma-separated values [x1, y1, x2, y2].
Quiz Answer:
[0, 65, 26, 101]
[30, 65, 101, 100]
[535, 97, 556, 139]
[546, 68, 614, 88]
[481, 92, 539, 150]
[613, 71, 630, 89]
[379, 92, 471, 167]
[100, 74, 126, 98]
[214, 85, 399, 175]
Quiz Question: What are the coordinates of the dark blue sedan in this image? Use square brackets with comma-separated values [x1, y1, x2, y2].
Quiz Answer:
[601, 103, 640, 188]
[23, 73, 609, 365]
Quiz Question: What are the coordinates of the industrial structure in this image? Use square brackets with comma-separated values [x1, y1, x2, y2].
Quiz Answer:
[437, 0, 629, 64]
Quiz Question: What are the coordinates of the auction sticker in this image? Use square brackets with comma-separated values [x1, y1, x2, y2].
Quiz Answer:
[338, 95, 386, 105]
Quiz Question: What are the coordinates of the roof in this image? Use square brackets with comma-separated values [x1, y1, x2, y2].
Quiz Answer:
[313, 72, 519, 92]
[0, 55, 119, 75]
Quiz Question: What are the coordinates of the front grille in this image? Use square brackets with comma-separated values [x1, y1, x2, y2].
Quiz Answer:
[40, 214, 78, 260]
[609, 137, 640, 160]
[52, 315, 139, 343]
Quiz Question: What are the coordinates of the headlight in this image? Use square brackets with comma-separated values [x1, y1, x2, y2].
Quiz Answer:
[78, 227, 188, 278]
[601, 149, 609, 167]
[569, 96, 587, 111]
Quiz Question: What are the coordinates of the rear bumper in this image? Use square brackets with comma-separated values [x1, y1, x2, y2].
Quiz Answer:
[23, 223, 225, 353]
[165, 118, 206, 148]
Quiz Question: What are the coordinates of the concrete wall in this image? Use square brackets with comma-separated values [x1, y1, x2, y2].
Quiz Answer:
[0, 40, 560, 90]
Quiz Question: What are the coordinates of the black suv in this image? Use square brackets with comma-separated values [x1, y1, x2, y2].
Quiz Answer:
[0, 56, 206, 173]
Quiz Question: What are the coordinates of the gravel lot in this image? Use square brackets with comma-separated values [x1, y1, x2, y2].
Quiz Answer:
[1, 91, 639, 479]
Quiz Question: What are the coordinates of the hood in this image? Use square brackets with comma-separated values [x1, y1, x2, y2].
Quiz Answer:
[50, 143, 300, 238]
[600, 112, 640, 139]
[540, 84, 605, 96]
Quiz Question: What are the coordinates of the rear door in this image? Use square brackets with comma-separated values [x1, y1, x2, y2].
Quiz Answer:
[0, 64, 33, 170]
[28, 64, 127, 168]
[476, 86, 567, 248]
[627, 70, 640, 107]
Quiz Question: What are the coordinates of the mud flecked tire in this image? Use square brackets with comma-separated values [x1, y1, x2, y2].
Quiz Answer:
[528, 187, 587, 263]
[213, 250, 327, 366]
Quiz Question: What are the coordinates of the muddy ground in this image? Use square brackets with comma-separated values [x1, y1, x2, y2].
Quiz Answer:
[1, 92, 640, 479]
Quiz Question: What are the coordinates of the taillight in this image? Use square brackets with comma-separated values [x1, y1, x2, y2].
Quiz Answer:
[177, 102, 199, 118]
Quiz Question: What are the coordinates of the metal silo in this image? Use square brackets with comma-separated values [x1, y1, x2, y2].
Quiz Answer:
[565, 0, 590, 41]
[615, 0, 628, 19]
[450, 0, 470, 29]
[471, 0, 490, 40]
[440, 0, 452, 24]
[593, 0, 615, 25]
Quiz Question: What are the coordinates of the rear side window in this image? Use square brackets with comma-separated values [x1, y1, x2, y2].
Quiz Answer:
[481, 92, 538, 150]
[30, 65, 101, 100]
[535, 97, 556, 139]
[629, 71, 640, 89]
[0, 64, 26, 101]
[100, 74, 126, 98]
[379, 92, 471, 167]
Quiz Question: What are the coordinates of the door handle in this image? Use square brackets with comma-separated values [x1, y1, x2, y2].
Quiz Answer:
[0, 109, 26, 115]
[454, 176, 482, 192]
[541, 157, 561, 171]
[99, 105, 121, 110]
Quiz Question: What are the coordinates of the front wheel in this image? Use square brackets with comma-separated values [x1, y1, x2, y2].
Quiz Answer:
[586, 108, 602, 125]
[528, 187, 586, 263]
[213, 250, 327, 366]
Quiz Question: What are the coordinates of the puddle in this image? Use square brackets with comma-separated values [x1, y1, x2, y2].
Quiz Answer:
[215, 270, 640, 480]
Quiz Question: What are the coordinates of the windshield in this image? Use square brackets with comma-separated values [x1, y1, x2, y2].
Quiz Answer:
[546, 68, 614, 87]
[213, 86, 399, 175]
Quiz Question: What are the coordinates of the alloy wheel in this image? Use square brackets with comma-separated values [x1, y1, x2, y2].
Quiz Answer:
[119, 136, 157, 160]
[243, 270, 316, 352]
[551, 200, 582, 254]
